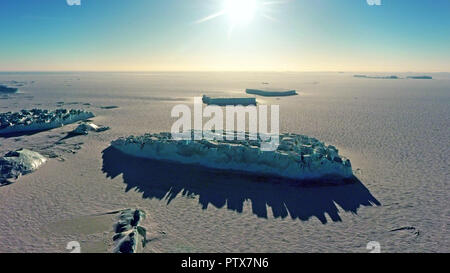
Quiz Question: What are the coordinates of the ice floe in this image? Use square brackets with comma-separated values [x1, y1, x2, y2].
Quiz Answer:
[0, 149, 47, 184]
[110, 131, 353, 182]
[0, 109, 94, 135]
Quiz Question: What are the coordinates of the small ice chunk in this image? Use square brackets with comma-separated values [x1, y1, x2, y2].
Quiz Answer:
[71, 122, 110, 135]
[100, 105, 119, 109]
[113, 209, 147, 253]
[0, 149, 47, 183]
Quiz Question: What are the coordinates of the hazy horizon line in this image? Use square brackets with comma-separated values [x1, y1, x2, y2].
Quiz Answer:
[0, 70, 447, 74]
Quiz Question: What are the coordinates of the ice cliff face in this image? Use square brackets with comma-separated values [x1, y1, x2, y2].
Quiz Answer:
[0, 85, 18, 93]
[0, 109, 94, 135]
[0, 149, 47, 183]
[111, 131, 353, 182]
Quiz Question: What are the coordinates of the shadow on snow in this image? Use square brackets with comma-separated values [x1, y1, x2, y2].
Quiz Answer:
[102, 146, 380, 224]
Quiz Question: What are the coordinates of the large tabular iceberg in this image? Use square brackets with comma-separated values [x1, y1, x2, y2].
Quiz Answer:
[110, 131, 353, 182]
[0, 149, 47, 184]
[202, 95, 256, 106]
[0, 109, 94, 135]
[245, 88, 297, 97]
[407, 76, 432, 79]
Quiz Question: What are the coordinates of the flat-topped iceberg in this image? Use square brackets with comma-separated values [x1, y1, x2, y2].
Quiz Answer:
[0, 109, 94, 135]
[407, 76, 432, 79]
[202, 95, 256, 106]
[0, 149, 47, 184]
[246, 88, 297, 97]
[353, 75, 399, 79]
[110, 131, 353, 182]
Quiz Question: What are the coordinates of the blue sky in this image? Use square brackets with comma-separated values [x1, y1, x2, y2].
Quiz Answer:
[0, 0, 449, 71]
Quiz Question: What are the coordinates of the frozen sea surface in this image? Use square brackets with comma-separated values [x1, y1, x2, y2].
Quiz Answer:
[0, 71, 448, 252]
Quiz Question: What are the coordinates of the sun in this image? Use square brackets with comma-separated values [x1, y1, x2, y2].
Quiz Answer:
[195, 0, 285, 37]
[224, 0, 257, 26]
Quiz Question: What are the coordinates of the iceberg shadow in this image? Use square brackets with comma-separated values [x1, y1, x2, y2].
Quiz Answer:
[102, 146, 381, 224]
[0, 129, 49, 138]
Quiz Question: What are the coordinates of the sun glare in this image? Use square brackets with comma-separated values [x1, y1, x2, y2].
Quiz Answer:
[195, 0, 285, 37]
[224, 0, 257, 26]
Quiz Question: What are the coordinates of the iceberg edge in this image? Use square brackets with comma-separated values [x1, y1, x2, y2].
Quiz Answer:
[245, 88, 297, 97]
[110, 131, 353, 183]
[0, 109, 95, 135]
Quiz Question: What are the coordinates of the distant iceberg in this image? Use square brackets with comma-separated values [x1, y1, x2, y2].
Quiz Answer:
[353, 75, 399, 79]
[110, 131, 353, 183]
[0, 149, 47, 184]
[246, 88, 297, 97]
[0, 85, 18, 93]
[0, 109, 94, 135]
[0, 80, 28, 87]
[407, 76, 432, 79]
[202, 95, 256, 106]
